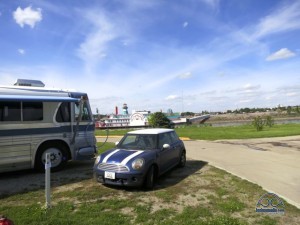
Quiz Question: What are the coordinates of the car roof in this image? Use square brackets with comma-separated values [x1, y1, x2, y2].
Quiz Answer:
[128, 128, 174, 135]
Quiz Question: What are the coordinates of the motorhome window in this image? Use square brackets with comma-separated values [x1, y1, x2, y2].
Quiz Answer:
[75, 101, 91, 121]
[0, 102, 21, 121]
[75, 102, 80, 121]
[23, 102, 43, 121]
[82, 102, 91, 121]
[56, 102, 70, 122]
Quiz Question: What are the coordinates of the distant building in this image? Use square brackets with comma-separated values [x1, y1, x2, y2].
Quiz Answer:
[95, 104, 151, 127]
[95, 104, 210, 128]
[102, 114, 130, 127]
[130, 110, 151, 126]
[166, 113, 187, 125]
[166, 113, 210, 125]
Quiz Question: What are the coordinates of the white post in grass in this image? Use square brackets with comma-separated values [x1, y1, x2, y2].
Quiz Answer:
[45, 153, 51, 209]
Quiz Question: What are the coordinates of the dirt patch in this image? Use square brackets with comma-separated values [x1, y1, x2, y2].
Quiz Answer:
[216, 141, 268, 151]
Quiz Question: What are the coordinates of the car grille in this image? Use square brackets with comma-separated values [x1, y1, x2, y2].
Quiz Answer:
[98, 163, 129, 172]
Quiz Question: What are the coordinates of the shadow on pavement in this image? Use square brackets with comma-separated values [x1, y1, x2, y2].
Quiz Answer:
[0, 160, 95, 198]
[0, 159, 208, 198]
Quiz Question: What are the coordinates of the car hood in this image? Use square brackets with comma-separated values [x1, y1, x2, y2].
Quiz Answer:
[101, 148, 153, 165]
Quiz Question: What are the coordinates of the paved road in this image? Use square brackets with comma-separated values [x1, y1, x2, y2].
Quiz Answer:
[97, 135, 300, 208]
[184, 136, 300, 209]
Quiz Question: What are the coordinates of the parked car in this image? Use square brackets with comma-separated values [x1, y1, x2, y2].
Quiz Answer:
[93, 128, 186, 189]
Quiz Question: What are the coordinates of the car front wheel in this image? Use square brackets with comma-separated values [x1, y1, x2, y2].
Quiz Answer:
[144, 165, 155, 189]
[178, 151, 186, 168]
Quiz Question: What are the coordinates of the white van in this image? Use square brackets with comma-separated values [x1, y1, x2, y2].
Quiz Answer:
[0, 79, 97, 173]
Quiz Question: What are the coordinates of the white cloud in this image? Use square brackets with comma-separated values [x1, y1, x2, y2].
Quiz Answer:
[13, 6, 42, 28]
[238, 99, 253, 104]
[201, 0, 220, 11]
[277, 84, 300, 92]
[243, 84, 261, 90]
[217, 71, 226, 77]
[178, 72, 192, 79]
[122, 40, 129, 46]
[286, 92, 298, 97]
[201, 90, 216, 96]
[76, 10, 124, 73]
[253, 1, 300, 39]
[183, 21, 188, 28]
[18, 49, 25, 55]
[266, 48, 296, 61]
[165, 95, 179, 100]
[225, 84, 261, 93]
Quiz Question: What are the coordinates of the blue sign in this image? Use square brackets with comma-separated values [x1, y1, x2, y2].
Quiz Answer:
[256, 193, 285, 214]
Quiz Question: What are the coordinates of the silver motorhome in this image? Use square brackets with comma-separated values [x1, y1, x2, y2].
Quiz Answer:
[0, 80, 96, 173]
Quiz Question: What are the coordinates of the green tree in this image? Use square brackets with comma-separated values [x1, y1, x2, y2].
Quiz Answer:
[148, 112, 172, 128]
[181, 112, 195, 116]
[242, 107, 251, 113]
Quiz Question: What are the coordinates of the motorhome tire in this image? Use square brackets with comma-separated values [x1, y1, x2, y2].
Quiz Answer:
[35, 143, 68, 172]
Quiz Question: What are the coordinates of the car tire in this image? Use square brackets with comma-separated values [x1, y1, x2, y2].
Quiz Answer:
[35, 143, 68, 172]
[178, 150, 186, 168]
[144, 165, 155, 189]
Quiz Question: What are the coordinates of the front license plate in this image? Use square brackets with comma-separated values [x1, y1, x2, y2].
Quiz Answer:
[104, 171, 115, 180]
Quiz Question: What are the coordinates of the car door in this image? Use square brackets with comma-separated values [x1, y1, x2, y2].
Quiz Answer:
[157, 132, 176, 173]
[168, 131, 182, 166]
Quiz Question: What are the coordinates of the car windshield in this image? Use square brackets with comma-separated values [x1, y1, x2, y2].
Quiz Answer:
[118, 134, 157, 150]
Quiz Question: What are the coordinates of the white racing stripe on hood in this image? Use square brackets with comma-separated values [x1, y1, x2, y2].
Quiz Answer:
[102, 149, 120, 163]
[121, 150, 144, 166]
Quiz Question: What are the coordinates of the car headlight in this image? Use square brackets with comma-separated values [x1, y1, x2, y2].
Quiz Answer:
[132, 158, 144, 170]
[94, 155, 101, 165]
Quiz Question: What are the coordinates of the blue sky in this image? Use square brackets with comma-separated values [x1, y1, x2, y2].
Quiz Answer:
[0, 0, 300, 114]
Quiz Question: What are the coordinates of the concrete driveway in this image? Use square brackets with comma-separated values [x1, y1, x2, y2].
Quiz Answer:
[97, 135, 300, 208]
[184, 136, 300, 209]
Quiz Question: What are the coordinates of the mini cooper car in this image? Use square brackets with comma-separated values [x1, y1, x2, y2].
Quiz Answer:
[93, 128, 186, 188]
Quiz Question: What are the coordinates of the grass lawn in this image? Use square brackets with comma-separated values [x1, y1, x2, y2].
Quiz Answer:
[0, 142, 299, 225]
[95, 123, 300, 140]
[175, 123, 300, 140]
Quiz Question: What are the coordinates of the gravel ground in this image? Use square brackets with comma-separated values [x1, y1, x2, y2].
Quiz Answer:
[0, 160, 95, 197]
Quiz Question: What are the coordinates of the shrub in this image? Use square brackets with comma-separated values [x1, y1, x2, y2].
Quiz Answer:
[252, 116, 265, 131]
[252, 116, 275, 131]
[265, 115, 274, 128]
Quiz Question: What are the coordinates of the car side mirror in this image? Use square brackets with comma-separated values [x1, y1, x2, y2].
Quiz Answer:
[115, 141, 119, 146]
[162, 144, 170, 150]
